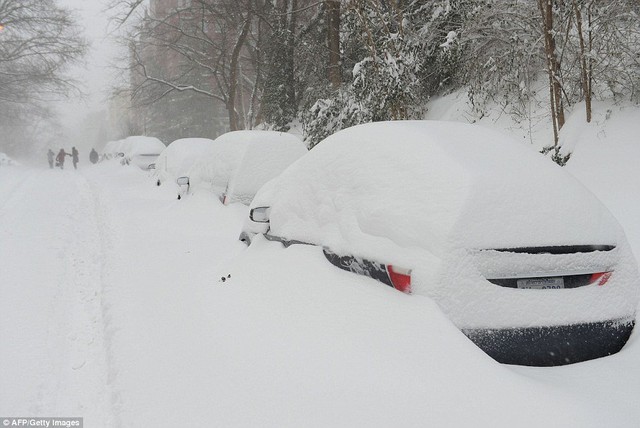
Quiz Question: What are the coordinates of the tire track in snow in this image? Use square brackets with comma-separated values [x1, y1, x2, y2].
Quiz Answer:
[79, 170, 124, 428]
[45, 171, 114, 425]
[1, 168, 114, 424]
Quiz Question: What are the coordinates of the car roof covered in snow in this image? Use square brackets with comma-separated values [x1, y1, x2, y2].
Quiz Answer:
[0, 152, 18, 166]
[103, 140, 121, 155]
[263, 120, 620, 265]
[118, 136, 165, 156]
[154, 137, 216, 181]
[189, 130, 307, 204]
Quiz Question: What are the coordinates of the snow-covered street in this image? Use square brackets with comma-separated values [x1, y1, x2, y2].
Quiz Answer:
[0, 164, 247, 426]
[0, 168, 112, 422]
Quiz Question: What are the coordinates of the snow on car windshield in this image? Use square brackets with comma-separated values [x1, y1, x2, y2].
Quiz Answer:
[154, 137, 216, 183]
[118, 136, 165, 157]
[225, 133, 307, 204]
[189, 130, 306, 202]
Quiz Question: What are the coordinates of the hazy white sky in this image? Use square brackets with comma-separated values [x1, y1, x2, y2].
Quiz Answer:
[56, 0, 123, 148]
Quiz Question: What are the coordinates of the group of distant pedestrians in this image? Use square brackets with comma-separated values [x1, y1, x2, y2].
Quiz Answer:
[47, 147, 99, 170]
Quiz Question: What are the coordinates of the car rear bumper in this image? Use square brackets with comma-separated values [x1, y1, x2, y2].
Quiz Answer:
[462, 317, 635, 366]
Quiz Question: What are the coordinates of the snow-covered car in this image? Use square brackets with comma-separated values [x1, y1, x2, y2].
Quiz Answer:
[240, 120, 639, 366]
[0, 152, 18, 166]
[117, 136, 166, 170]
[101, 140, 122, 160]
[188, 130, 307, 205]
[153, 138, 216, 189]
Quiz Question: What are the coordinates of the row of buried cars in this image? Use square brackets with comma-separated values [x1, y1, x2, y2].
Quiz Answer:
[113, 121, 640, 367]
[0, 152, 19, 166]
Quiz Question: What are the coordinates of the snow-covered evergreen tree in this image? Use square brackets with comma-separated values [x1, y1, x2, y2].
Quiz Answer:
[303, 0, 468, 146]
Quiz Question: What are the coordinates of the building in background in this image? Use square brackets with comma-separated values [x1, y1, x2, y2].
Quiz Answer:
[129, 0, 230, 144]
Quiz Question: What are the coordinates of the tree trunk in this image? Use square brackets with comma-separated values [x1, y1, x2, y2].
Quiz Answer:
[228, 11, 253, 131]
[572, 0, 592, 123]
[327, 0, 341, 89]
[285, 0, 297, 108]
[538, 0, 565, 146]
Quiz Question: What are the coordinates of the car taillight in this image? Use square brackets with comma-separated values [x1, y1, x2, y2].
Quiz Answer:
[387, 265, 412, 294]
[589, 272, 613, 286]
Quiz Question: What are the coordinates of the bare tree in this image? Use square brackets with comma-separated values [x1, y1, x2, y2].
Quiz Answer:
[571, 0, 592, 122]
[0, 0, 87, 105]
[537, 0, 565, 147]
[123, 0, 259, 133]
[0, 0, 87, 155]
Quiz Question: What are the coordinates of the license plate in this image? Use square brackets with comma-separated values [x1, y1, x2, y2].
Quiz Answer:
[517, 277, 565, 289]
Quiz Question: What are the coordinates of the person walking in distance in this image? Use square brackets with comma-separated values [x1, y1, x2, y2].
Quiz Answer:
[55, 148, 67, 170]
[47, 149, 55, 169]
[71, 146, 79, 169]
[89, 148, 99, 164]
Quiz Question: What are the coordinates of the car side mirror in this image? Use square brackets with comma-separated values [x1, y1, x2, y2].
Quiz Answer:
[176, 176, 190, 186]
[250, 206, 271, 223]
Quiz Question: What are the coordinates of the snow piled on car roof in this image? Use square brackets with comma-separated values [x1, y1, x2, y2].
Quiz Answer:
[154, 137, 215, 184]
[226, 133, 307, 205]
[118, 136, 165, 156]
[266, 120, 620, 266]
[0, 152, 19, 166]
[189, 130, 307, 204]
[103, 136, 165, 158]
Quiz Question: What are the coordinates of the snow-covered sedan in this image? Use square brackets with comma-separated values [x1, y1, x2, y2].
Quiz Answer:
[154, 138, 216, 185]
[240, 120, 639, 366]
[117, 136, 166, 170]
[188, 130, 307, 205]
[153, 137, 217, 198]
[0, 152, 18, 166]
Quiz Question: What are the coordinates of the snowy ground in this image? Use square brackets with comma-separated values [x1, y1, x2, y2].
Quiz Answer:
[1, 105, 640, 427]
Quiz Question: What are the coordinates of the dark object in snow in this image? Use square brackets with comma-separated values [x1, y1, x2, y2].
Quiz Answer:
[220, 274, 231, 283]
[463, 319, 635, 367]
[90, 148, 99, 164]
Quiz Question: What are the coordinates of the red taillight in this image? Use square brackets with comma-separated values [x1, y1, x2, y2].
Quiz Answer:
[589, 272, 613, 286]
[387, 265, 412, 294]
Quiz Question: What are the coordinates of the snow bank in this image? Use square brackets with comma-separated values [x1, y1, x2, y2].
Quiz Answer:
[565, 102, 640, 261]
